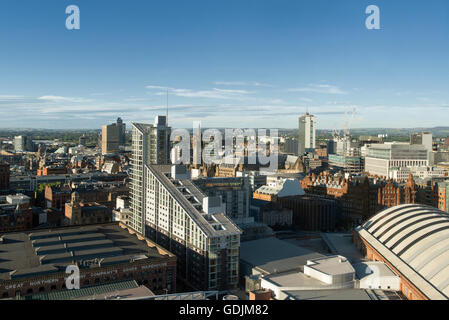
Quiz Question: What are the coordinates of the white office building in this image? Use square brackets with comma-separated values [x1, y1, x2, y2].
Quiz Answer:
[364, 143, 428, 178]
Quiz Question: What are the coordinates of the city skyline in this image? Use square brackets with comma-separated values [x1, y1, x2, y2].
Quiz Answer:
[0, 0, 448, 129]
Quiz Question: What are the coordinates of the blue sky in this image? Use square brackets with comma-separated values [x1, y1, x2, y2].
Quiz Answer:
[0, 0, 448, 129]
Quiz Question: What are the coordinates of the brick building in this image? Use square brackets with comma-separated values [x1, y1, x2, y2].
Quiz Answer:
[45, 185, 71, 210]
[436, 181, 449, 212]
[0, 195, 33, 232]
[0, 223, 176, 299]
[65, 192, 112, 225]
[45, 184, 129, 212]
[300, 171, 429, 223]
[0, 162, 10, 190]
[37, 166, 68, 176]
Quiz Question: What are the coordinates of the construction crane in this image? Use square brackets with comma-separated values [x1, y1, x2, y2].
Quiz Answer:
[344, 106, 357, 137]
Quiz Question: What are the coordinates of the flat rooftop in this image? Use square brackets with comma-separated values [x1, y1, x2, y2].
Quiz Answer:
[321, 232, 364, 264]
[240, 237, 325, 275]
[0, 223, 173, 281]
[305, 255, 355, 276]
[353, 261, 398, 280]
[282, 289, 372, 300]
[263, 270, 331, 289]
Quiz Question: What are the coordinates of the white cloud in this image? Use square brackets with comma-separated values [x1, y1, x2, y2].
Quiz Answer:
[214, 81, 273, 87]
[146, 85, 253, 99]
[0, 95, 27, 102]
[38, 95, 92, 103]
[288, 84, 347, 95]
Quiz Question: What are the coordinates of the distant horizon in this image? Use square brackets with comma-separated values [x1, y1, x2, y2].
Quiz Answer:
[0, 125, 448, 132]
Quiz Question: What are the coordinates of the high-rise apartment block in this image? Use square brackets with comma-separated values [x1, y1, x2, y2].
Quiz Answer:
[298, 113, 316, 155]
[128, 116, 240, 291]
[129, 116, 171, 235]
[143, 165, 241, 291]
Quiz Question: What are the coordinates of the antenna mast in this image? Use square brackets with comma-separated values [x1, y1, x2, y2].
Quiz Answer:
[166, 89, 169, 126]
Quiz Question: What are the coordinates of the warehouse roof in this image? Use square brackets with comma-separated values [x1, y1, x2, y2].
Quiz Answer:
[0, 223, 173, 281]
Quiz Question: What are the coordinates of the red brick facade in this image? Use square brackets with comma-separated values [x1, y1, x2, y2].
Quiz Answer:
[0, 162, 9, 190]
[301, 172, 429, 221]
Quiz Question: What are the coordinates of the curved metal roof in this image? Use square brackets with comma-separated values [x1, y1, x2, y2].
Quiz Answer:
[357, 204, 449, 300]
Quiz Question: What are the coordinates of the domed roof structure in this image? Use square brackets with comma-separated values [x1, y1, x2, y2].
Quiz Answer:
[356, 204, 449, 300]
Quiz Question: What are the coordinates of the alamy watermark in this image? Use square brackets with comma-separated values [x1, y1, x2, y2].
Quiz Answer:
[65, 4, 380, 31]
[66, 5, 80, 30]
[170, 123, 279, 172]
[65, 265, 80, 290]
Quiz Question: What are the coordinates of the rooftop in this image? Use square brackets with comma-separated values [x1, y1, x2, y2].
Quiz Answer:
[305, 255, 355, 276]
[147, 165, 241, 237]
[23, 280, 146, 300]
[240, 237, 325, 275]
[353, 261, 398, 279]
[356, 204, 449, 300]
[0, 223, 173, 281]
[282, 289, 372, 300]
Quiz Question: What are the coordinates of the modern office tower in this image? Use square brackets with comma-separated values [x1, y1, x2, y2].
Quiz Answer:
[298, 112, 316, 155]
[411, 132, 433, 151]
[328, 154, 363, 174]
[116, 117, 126, 147]
[14, 135, 34, 152]
[364, 143, 428, 178]
[144, 165, 241, 291]
[285, 137, 299, 155]
[129, 116, 171, 235]
[101, 123, 120, 154]
[411, 131, 433, 164]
